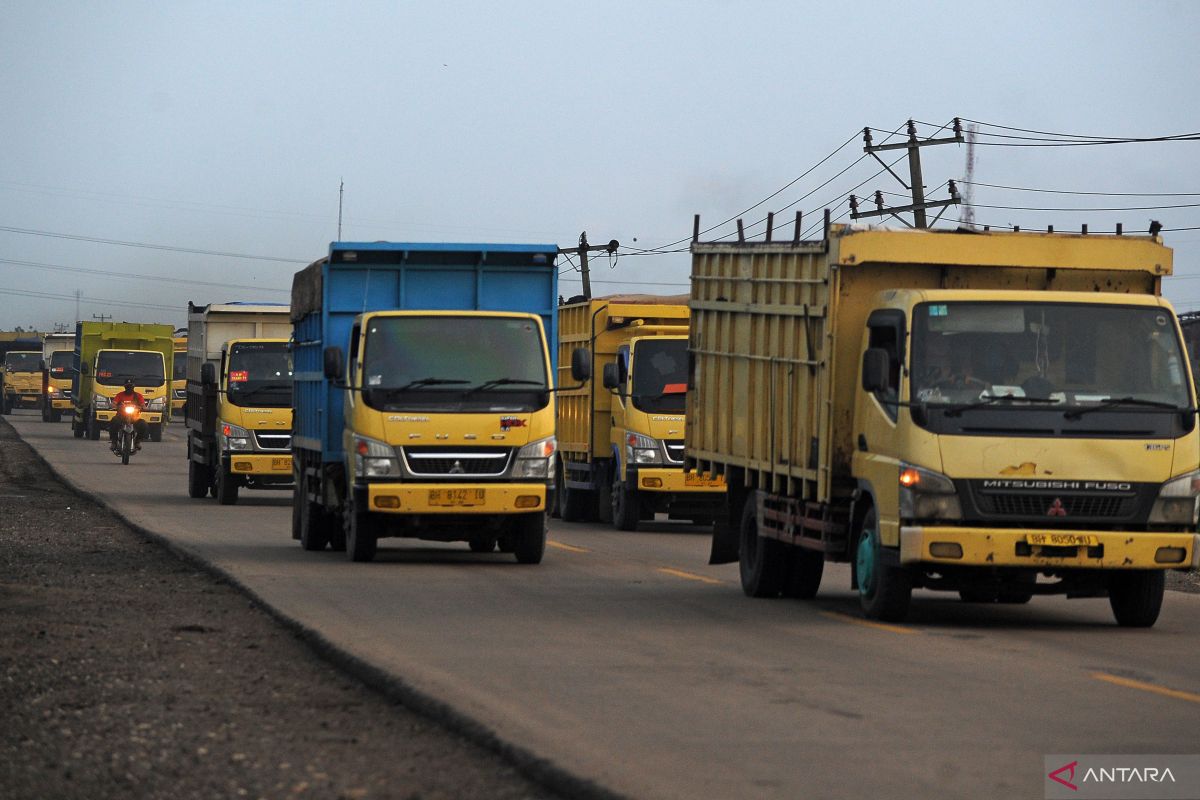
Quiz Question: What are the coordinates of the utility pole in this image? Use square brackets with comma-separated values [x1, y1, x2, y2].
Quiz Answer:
[558, 232, 619, 300]
[75, 289, 82, 322]
[337, 179, 344, 241]
[851, 118, 964, 228]
[92, 313, 112, 323]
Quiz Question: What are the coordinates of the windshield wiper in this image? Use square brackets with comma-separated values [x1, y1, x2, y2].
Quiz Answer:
[941, 395, 1061, 418]
[384, 377, 471, 392]
[1063, 396, 1188, 420]
[462, 378, 544, 397]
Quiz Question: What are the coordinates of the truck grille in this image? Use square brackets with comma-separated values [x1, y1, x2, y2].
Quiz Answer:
[402, 446, 512, 477]
[253, 432, 291, 451]
[664, 439, 685, 465]
[976, 493, 1129, 518]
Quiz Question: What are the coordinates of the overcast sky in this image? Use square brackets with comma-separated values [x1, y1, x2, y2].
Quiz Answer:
[2, 1, 1199, 331]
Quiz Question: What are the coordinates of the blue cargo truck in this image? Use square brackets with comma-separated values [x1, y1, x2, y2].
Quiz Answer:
[291, 242, 588, 562]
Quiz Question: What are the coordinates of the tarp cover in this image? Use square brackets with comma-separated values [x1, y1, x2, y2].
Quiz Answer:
[290, 258, 327, 322]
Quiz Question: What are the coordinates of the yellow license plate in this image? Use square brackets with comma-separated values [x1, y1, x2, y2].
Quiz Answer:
[271, 458, 291, 470]
[428, 489, 486, 507]
[1026, 533, 1099, 547]
[684, 473, 724, 487]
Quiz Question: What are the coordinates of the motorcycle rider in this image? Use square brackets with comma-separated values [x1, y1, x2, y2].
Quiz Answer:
[109, 379, 148, 452]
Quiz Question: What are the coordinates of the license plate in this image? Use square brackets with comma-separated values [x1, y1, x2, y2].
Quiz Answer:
[271, 457, 291, 470]
[684, 473, 724, 487]
[1026, 533, 1099, 547]
[428, 489, 486, 507]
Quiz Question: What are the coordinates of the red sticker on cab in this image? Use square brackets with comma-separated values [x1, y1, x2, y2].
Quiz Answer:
[662, 383, 687, 394]
[229, 370, 249, 383]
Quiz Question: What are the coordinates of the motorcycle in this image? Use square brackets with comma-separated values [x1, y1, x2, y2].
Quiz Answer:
[113, 403, 141, 465]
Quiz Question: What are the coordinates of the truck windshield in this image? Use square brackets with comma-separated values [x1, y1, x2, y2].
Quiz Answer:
[226, 342, 292, 408]
[95, 351, 165, 387]
[48, 351, 73, 378]
[361, 316, 548, 412]
[910, 302, 1192, 437]
[631, 339, 688, 413]
[4, 353, 41, 373]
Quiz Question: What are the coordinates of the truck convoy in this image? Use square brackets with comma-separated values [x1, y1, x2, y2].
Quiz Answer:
[291, 242, 585, 563]
[557, 295, 725, 529]
[2, 349, 44, 414]
[70, 322, 175, 442]
[185, 302, 293, 504]
[687, 223, 1198, 627]
[41, 332, 75, 422]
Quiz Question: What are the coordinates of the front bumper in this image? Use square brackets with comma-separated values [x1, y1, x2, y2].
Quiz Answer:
[635, 467, 726, 494]
[229, 453, 293, 475]
[367, 482, 546, 514]
[7, 391, 42, 407]
[96, 410, 163, 424]
[49, 398, 72, 410]
[900, 526, 1199, 570]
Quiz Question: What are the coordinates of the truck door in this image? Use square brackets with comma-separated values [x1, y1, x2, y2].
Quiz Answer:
[856, 309, 906, 547]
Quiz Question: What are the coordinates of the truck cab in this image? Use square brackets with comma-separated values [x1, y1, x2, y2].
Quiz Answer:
[172, 336, 187, 418]
[85, 349, 169, 440]
[41, 332, 76, 422]
[2, 351, 44, 414]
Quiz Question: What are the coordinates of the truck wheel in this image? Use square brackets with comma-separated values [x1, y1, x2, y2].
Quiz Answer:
[512, 512, 546, 564]
[1108, 570, 1164, 628]
[148, 424, 163, 443]
[88, 416, 101, 440]
[343, 495, 378, 563]
[50, 410, 61, 423]
[612, 480, 641, 531]
[550, 459, 563, 519]
[854, 506, 912, 622]
[784, 547, 825, 599]
[560, 480, 595, 523]
[297, 478, 330, 552]
[72, 419, 84, 438]
[596, 477, 614, 524]
[187, 460, 211, 499]
[1, 397, 10, 415]
[215, 466, 240, 505]
[738, 494, 787, 598]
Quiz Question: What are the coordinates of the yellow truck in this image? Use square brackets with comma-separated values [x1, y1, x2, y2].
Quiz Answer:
[687, 223, 1198, 627]
[41, 332, 75, 422]
[557, 295, 725, 529]
[71, 322, 174, 442]
[172, 334, 187, 419]
[185, 303, 293, 504]
[2, 349, 44, 414]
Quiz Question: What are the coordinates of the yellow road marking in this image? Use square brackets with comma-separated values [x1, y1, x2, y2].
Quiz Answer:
[1092, 672, 1200, 705]
[547, 540, 590, 553]
[819, 611, 919, 635]
[657, 567, 724, 585]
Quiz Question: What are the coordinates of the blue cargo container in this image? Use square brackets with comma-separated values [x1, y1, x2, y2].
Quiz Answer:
[291, 242, 559, 463]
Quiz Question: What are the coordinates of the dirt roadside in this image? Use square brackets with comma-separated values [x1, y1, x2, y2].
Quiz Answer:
[0, 417, 583, 800]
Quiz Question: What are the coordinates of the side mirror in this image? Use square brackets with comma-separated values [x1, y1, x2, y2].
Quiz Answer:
[323, 346, 345, 381]
[201, 363, 216, 387]
[571, 347, 591, 383]
[861, 348, 891, 393]
[602, 362, 621, 391]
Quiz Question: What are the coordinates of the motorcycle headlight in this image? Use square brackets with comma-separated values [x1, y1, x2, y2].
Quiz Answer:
[898, 463, 962, 521]
[624, 432, 663, 465]
[220, 420, 253, 451]
[513, 436, 556, 479]
[354, 435, 400, 478]
[1149, 469, 1200, 525]
[146, 397, 166, 411]
[93, 395, 111, 410]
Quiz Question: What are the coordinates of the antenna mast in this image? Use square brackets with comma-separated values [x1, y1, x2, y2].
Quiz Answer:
[960, 123, 977, 227]
[337, 179, 344, 240]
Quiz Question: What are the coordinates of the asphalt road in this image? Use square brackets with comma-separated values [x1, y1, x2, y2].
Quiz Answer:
[9, 409, 1200, 799]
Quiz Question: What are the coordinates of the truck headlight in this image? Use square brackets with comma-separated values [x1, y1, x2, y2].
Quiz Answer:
[898, 463, 962, 520]
[1149, 469, 1200, 525]
[625, 432, 663, 465]
[93, 395, 111, 410]
[220, 420, 253, 451]
[146, 397, 166, 411]
[354, 435, 400, 478]
[513, 436, 556, 479]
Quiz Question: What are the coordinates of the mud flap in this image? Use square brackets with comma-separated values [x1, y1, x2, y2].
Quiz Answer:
[709, 516, 739, 564]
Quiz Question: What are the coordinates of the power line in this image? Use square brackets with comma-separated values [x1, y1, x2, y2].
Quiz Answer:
[0, 225, 308, 264]
[959, 180, 1200, 198]
[0, 286, 181, 312]
[972, 201, 1200, 212]
[958, 118, 1200, 142]
[0, 257, 290, 294]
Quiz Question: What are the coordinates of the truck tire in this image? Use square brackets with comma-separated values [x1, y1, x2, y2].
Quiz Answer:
[215, 466, 239, 505]
[72, 419, 84, 438]
[550, 459, 563, 519]
[784, 546, 825, 599]
[343, 495, 378, 563]
[560, 483, 594, 523]
[738, 494, 787, 598]
[612, 480, 640, 531]
[50, 409, 61, 423]
[188, 460, 210, 499]
[854, 506, 912, 622]
[148, 423, 163, 443]
[1108, 570, 1164, 628]
[88, 415, 101, 440]
[297, 479, 330, 552]
[1, 397, 10, 415]
[512, 512, 546, 564]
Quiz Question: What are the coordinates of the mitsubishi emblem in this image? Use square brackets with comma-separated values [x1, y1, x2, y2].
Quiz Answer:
[449, 460, 465, 475]
[1046, 498, 1067, 517]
